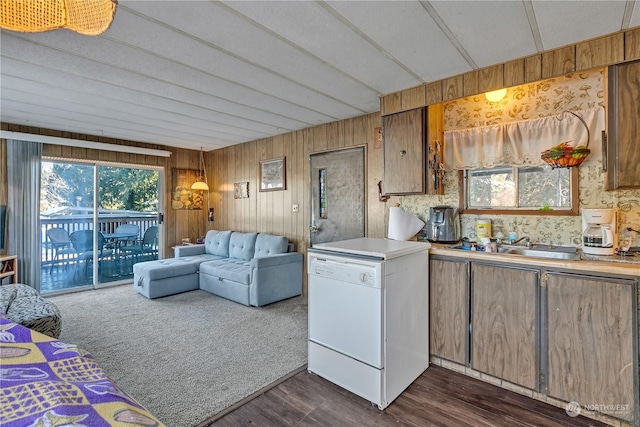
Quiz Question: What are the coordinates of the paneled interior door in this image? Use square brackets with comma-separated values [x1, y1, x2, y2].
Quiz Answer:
[310, 147, 365, 245]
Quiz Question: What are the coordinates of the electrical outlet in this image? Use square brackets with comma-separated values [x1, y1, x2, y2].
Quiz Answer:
[292, 204, 299, 213]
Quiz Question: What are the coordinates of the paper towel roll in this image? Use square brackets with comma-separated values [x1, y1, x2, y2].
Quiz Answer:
[388, 207, 425, 241]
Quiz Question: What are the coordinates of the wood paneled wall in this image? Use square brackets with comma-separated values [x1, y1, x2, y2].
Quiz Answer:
[381, 27, 640, 115]
[0, 123, 207, 257]
[207, 112, 385, 258]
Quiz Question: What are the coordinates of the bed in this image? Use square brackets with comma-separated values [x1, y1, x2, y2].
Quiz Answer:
[0, 315, 164, 426]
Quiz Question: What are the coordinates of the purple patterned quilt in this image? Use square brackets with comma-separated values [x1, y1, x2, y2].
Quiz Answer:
[0, 316, 164, 426]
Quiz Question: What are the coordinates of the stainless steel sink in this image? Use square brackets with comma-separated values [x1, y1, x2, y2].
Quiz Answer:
[447, 244, 580, 260]
[501, 247, 580, 260]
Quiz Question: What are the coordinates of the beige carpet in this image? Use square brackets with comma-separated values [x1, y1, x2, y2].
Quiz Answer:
[50, 285, 308, 427]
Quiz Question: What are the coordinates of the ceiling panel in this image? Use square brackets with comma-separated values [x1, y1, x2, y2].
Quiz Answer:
[220, 0, 422, 93]
[1, 58, 286, 137]
[632, 4, 640, 27]
[533, 1, 627, 50]
[0, 1, 636, 151]
[326, 1, 473, 83]
[430, 1, 538, 68]
[119, 2, 380, 112]
[7, 28, 346, 125]
[2, 84, 270, 142]
[2, 35, 313, 131]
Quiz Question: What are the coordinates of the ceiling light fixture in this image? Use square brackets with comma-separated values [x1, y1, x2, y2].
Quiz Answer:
[191, 147, 209, 191]
[0, 0, 117, 36]
[485, 88, 507, 103]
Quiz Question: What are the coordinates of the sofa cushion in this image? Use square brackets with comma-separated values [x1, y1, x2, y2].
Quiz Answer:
[204, 230, 232, 257]
[229, 232, 258, 261]
[133, 258, 201, 281]
[254, 233, 288, 258]
[176, 254, 225, 264]
[200, 259, 251, 285]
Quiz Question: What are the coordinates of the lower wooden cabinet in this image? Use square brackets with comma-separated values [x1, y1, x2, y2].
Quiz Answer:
[428, 256, 638, 424]
[471, 263, 538, 390]
[545, 272, 637, 422]
[429, 258, 469, 364]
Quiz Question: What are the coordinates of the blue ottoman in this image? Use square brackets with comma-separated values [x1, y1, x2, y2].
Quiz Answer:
[133, 258, 201, 299]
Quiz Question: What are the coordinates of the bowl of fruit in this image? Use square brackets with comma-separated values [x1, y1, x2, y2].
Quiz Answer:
[541, 111, 591, 168]
[541, 141, 590, 168]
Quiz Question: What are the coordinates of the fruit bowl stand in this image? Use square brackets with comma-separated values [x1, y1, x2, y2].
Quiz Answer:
[541, 110, 591, 168]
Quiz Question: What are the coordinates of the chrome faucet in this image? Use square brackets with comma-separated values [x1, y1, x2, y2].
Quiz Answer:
[511, 236, 532, 248]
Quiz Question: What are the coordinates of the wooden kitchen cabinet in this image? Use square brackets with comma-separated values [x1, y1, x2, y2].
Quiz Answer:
[545, 272, 637, 422]
[429, 257, 469, 364]
[471, 263, 538, 390]
[606, 60, 640, 189]
[382, 107, 426, 195]
[426, 104, 445, 195]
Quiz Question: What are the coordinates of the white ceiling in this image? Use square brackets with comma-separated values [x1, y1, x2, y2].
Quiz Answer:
[1, 1, 638, 152]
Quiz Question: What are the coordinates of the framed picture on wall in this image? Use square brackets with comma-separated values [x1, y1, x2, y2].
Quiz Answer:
[259, 157, 286, 192]
[234, 181, 249, 199]
[171, 168, 204, 210]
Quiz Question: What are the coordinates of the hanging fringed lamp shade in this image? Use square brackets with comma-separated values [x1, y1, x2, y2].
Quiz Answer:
[1, 0, 117, 36]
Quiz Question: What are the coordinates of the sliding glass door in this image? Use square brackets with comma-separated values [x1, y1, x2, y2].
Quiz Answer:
[40, 160, 163, 294]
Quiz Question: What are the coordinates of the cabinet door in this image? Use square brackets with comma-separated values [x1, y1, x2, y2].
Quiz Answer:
[607, 60, 640, 189]
[546, 273, 636, 422]
[471, 264, 538, 390]
[383, 108, 425, 195]
[426, 104, 445, 195]
[429, 258, 469, 364]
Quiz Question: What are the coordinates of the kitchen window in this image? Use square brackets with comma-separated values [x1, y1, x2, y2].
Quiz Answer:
[460, 165, 578, 215]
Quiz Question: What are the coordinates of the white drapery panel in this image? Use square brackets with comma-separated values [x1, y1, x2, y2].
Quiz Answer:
[7, 140, 42, 291]
[443, 107, 604, 171]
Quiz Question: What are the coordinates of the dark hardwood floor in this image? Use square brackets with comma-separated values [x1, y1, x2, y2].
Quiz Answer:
[208, 365, 607, 427]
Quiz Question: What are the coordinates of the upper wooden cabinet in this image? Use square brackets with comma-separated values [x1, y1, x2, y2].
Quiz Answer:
[426, 104, 445, 195]
[383, 107, 426, 195]
[606, 60, 640, 189]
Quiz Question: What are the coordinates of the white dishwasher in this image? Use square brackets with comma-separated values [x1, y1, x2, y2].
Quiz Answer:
[308, 237, 429, 409]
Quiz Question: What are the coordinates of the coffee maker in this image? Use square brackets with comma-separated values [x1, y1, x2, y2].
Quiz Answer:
[426, 206, 460, 243]
[582, 208, 618, 255]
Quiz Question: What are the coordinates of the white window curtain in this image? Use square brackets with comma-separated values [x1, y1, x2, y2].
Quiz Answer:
[7, 140, 42, 291]
[443, 107, 604, 171]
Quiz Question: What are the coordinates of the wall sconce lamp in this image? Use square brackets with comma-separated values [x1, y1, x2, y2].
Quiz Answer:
[0, 0, 117, 35]
[191, 147, 209, 191]
[485, 88, 507, 102]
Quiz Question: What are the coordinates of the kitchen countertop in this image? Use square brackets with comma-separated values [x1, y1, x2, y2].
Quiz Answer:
[428, 243, 640, 277]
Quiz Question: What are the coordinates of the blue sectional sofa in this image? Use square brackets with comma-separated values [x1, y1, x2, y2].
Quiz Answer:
[133, 230, 303, 307]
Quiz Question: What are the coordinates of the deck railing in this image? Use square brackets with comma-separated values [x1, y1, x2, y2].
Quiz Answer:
[41, 214, 158, 266]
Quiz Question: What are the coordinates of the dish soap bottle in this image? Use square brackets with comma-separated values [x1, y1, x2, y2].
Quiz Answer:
[508, 230, 518, 245]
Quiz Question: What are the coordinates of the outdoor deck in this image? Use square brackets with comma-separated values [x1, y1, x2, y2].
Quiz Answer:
[40, 254, 157, 294]
[39, 213, 159, 294]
